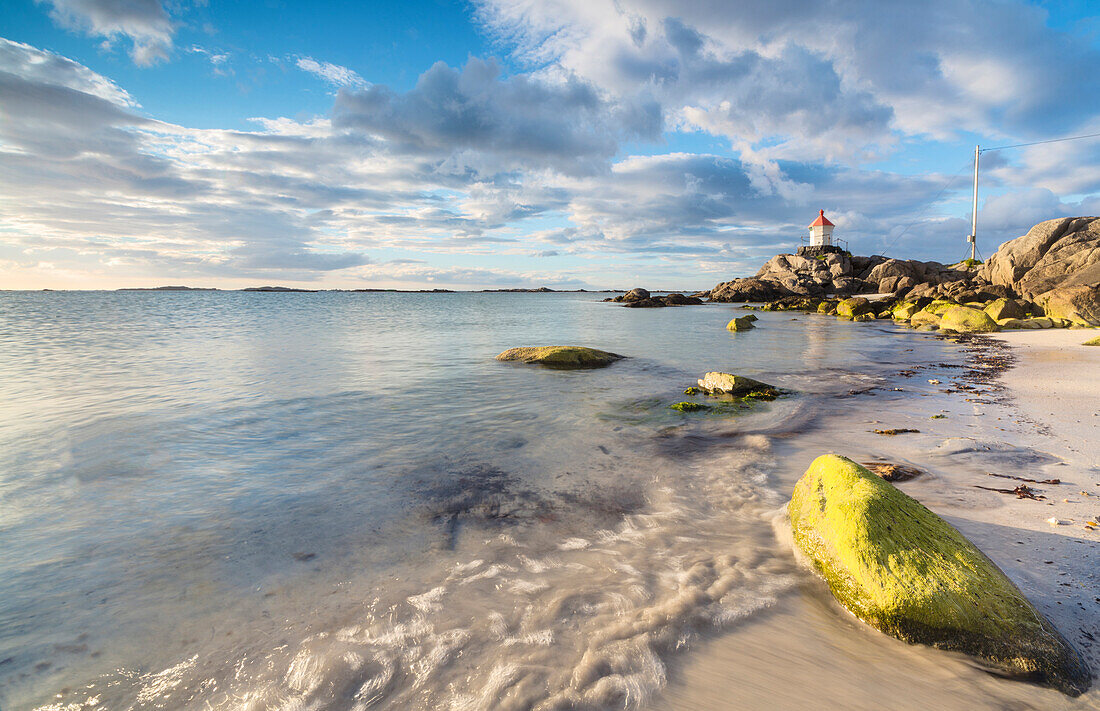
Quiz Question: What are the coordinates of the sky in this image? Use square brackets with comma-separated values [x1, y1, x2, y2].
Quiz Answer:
[1, 0, 1099, 290]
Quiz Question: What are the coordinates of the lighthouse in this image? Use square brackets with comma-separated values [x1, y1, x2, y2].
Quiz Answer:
[808, 209, 834, 247]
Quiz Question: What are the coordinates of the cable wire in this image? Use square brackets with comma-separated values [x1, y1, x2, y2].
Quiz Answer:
[980, 131, 1100, 153]
[878, 160, 972, 259]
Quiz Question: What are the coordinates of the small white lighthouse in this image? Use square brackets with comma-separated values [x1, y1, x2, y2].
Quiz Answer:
[808, 209, 835, 247]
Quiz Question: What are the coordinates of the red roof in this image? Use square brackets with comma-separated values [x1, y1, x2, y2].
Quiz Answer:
[809, 209, 834, 228]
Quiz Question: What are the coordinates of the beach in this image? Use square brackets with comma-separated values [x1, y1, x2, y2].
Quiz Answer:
[661, 324, 1100, 710]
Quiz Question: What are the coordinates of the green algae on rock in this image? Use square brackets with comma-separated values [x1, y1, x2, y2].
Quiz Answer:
[669, 401, 710, 412]
[726, 315, 756, 331]
[1083, 335, 1100, 346]
[789, 455, 1091, 696]
[696, 372, 779, 398]
[495, 346, 624, 368]
[939, 306, 1000, 333]
[836, 297, 872, 320]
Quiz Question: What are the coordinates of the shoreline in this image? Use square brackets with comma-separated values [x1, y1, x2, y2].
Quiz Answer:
[659, 320, 1100, 709]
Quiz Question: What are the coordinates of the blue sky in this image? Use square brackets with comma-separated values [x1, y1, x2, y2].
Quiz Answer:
[1, 0, 1099, 289]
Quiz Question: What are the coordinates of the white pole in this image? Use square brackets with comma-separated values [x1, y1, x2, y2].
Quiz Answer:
[970, 144, 979, 262]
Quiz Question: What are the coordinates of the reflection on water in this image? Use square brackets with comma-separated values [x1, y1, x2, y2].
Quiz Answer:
[0, 292, 1052, 709]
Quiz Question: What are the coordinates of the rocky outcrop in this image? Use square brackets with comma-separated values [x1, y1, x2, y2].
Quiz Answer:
[496, 346, 624, 368]
[979, 217, 1100, 324]
[790, 455, 1091, 696]
[939, 306, 1000, 333]
[604, 288, 705, 307]
[708, 277, 789, 302]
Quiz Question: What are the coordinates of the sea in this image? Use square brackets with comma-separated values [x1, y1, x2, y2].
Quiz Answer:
[0, 291, 1089, 710]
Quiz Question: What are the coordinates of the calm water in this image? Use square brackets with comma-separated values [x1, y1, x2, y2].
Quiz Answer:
[0, 292, 1071, 710]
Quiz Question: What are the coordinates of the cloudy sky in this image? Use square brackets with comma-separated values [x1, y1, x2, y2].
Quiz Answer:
[2, 0, 1099, 289]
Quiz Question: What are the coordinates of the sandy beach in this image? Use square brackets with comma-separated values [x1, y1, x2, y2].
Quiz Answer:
[659, 323, 1100, 710]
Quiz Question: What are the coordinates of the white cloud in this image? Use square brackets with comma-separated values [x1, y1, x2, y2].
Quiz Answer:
[294, 56, 367, 88]
[36, 0, 174, 66]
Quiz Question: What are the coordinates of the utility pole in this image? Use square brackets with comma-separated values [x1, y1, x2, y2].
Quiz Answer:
[969, 144, 979, 262]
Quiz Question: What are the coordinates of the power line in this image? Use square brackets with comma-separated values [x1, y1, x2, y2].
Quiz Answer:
[878, 160, 972, 259]
[980, 131, 1100, 153]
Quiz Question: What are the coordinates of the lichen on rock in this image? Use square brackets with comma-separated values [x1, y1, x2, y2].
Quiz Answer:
[940, 306, 1000, 333]
[495, 346, 624, 368]
[696, 372, 778, 397]
[789, 455, 1091, 696]
[726, 315, 756, 331]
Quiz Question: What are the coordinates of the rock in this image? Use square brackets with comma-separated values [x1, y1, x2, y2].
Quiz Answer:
[726, 315, 756, 331]
[697, 372, 778, 397]
[892, 301, 921, 321]
[909, 310, 942, 329]
[670, 401, 709, 412]
[996, 318, 1028, 329]
[623, 287, 650, 302]
[789, 455, 1091, 696]
[496, 346, 625, 368]
[662, 292, 705, 306]
[851, 312, 875, 322]
[743, 313, 759, 322]
[980, 217, 1100, 305]
[940, 306, 1000, 333]
[709, 277, 789, 302]
[836, 297, 872, 319]
[984, 298, 1026, 321]
[1083, 335, 1100, 346]
[1037, 284, 1100, 326]
[1025, 317, 1054, 329]
[860, 461, 925, 482]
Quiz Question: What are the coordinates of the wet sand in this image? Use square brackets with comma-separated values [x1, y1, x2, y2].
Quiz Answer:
[658, 324, 1100, 710]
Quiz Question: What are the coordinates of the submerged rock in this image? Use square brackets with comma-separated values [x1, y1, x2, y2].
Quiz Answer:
[697, 372, 778, 397]
[789, 455, 1091, 696]
[669, 401, 709, 412]
[726, 315, 757, 331]
[496, 346, 624, 368]
[940, 306, 1000, 333]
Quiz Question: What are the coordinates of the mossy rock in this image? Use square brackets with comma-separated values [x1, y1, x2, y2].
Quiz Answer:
[836, 297, 872, 320]
[851, 312, 875, 322]
[496, 346, 624, 368]
[940, 306, 1000, 333]
[1083, 335, 1100, 346]
[726, 315, 756, 331]
[923, 299, 958, 316]
[669, 401, 709, 412]
[909, 310, 941, 329]
[789, 455, 1091, 696]
[892, 302, 920, 321]
[697, 372, 778, 397]
[744, 314, 759, 322]
[683, 386, 703, 395]
[985, 298, 1026, 321]
[1025, 317, 1054, 329]
[817, 300, 837, 314]
[996, 318, 1027, 329]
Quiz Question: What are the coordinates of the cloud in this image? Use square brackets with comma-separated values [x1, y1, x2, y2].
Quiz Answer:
[36, 0, 174, 65]
[294, 56, 367, 88]
[333, 57, 661, 176]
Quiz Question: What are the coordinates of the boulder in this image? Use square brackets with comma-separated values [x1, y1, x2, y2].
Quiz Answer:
[836, 297, 872, 319]
[789, 455, 1091, 696]
[984, 298, 1026, 321]
[1024, 317, 1054, 329]
[670, 401, 709, 412]
[726, 315, 756, 331]
[996, 318, 1028, 329]
[622, 287, 650, 302]
[1083, 335, 1100, 346]
[697, 372, 778, 397]
[909, 310, 942, 329]
[1037, 284, 1100, 326]
[980, 217, 1100, 302]
[940, 306, 1000, 333]
[709, 277, 788, 303]
[496, 346, 624, 368]
[892, 302, 921, 321]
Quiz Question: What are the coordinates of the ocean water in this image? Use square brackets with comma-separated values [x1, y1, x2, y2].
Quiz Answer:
[0, 292, 1082, 710]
